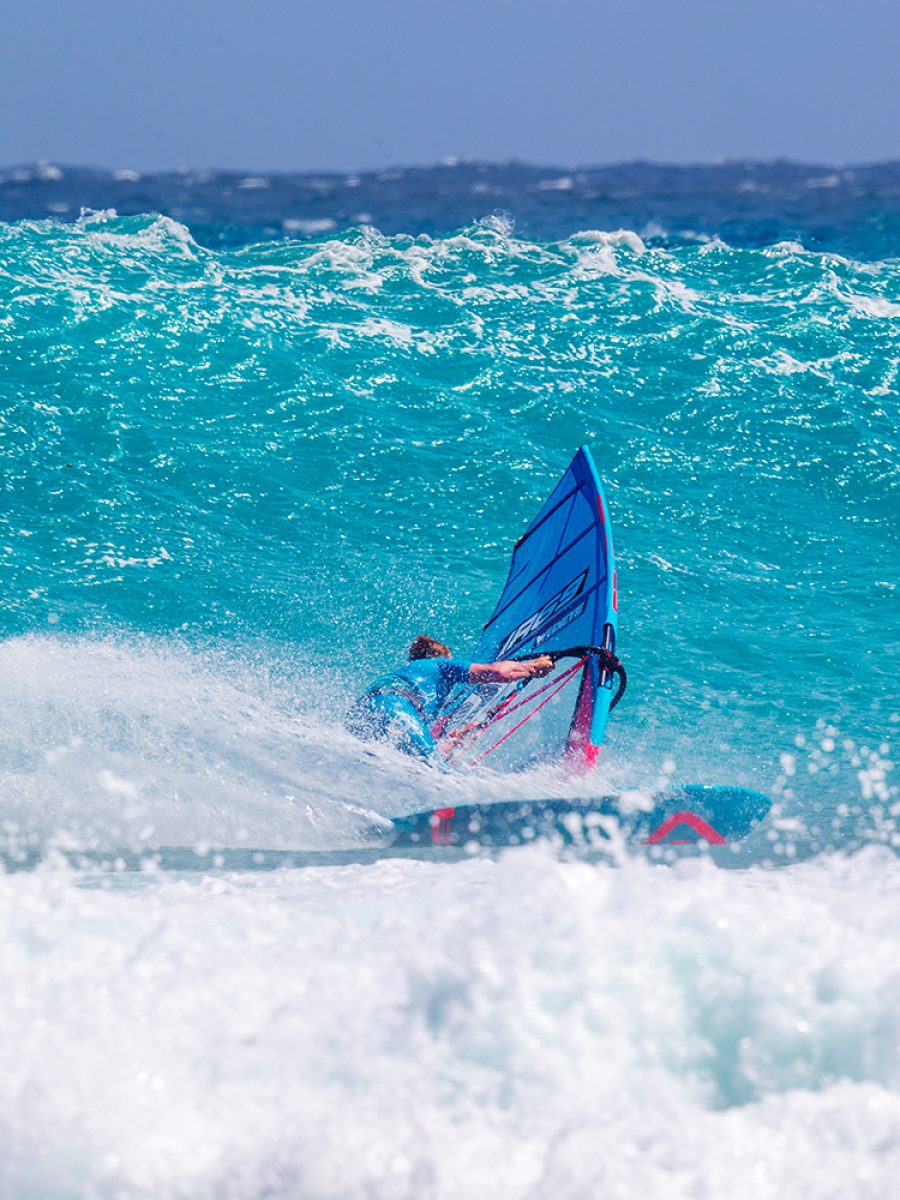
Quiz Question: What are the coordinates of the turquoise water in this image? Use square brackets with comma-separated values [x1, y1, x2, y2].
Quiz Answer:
[2, 211, 896, 818]
[1, 196, 899, 1196]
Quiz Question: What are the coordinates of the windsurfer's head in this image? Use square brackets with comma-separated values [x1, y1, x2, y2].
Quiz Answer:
[408, 635, 452, 661]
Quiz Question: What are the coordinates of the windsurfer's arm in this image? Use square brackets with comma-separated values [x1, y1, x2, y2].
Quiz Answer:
[435, 656, 555, 751]
[468, 655, 554, 684]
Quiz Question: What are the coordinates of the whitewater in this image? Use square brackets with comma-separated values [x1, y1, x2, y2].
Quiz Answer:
[0, 164, 898, 1197]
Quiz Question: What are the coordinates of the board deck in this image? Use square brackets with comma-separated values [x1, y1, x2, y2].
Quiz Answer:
[389, 785, 772, 853]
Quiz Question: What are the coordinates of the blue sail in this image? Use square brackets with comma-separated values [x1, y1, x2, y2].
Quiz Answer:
[435, 447, 619, 771]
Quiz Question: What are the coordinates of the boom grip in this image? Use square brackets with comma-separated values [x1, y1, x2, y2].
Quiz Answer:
[515, 645, 627, 711]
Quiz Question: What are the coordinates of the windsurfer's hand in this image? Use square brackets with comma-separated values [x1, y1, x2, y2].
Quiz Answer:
[528, 655, 554, 677]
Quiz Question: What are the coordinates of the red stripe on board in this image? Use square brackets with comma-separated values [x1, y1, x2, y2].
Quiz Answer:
[431, 808, 456, 845]
[643, 811, 726, 845]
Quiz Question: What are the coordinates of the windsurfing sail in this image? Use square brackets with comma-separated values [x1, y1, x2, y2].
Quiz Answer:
[433, 446, 623, 771]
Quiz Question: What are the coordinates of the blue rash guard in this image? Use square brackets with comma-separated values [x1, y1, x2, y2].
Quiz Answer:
[345, 658, 472, 760]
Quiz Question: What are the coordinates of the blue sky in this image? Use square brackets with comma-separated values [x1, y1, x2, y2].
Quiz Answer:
[2, 0, 898, 170]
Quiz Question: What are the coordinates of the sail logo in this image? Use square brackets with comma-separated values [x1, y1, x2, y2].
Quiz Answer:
[497, 569, 588, 658]
[534, 600, 587, 647]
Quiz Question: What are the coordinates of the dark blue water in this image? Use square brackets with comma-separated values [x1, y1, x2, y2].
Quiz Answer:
[3, 159, 900, 256]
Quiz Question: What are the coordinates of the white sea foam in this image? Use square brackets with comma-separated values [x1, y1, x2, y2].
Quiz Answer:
[567, 231, 702, 311]
[737, 179, 770, 193]
[569, 228, 646, 278]
[74, 210, 200, 260]
[282, 217, 337, 236]
[572, 229, 646, 255]
[2, 848, 900, 1196]
[763, 240, 808, 257]
[751, 350, 831, 377]
[841, 292, 900, 319]
[357, 316, 416, 346]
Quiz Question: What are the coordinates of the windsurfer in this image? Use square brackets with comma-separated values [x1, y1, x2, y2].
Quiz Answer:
[345, 634, 553, 760]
